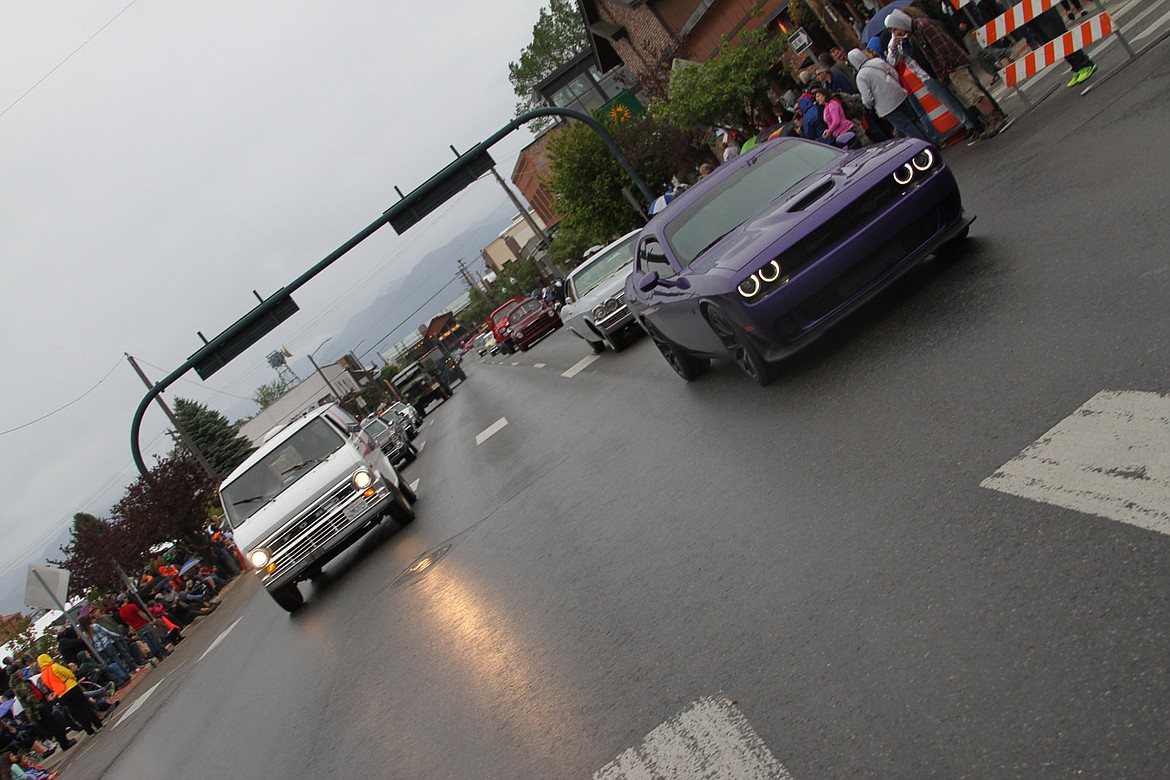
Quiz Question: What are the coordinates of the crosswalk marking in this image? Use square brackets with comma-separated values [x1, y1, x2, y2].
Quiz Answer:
[981, 390, 1170, 535]
[594, 697, 792, 780]
[475, 417, 508, 445]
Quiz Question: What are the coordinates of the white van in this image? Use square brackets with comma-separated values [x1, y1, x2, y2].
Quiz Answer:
[218, 403, 416, 611]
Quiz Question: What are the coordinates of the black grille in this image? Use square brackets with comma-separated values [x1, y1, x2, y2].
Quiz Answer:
[777, 202, 950, 334]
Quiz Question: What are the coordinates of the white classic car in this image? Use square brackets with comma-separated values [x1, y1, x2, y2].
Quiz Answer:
[560, 229, 642, 353]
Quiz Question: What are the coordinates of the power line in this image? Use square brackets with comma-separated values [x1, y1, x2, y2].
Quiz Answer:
[0, 0, 140, 121]
[0, 356, 124, 437]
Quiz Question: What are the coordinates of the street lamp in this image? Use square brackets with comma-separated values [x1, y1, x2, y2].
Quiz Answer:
[307, 337, 344, 402]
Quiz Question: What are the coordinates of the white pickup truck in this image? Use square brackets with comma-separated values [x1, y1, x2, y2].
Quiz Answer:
[218, 404, 416, 611]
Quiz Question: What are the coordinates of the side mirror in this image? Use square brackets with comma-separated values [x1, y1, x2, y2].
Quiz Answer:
[640, 272, 689, 291]
[347, 422, 361, 434]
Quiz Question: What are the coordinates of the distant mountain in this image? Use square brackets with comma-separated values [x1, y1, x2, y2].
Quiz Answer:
[328, 197, 518, 367]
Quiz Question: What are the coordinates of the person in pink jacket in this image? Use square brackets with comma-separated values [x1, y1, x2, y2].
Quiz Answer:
[811, 88, 854, 145]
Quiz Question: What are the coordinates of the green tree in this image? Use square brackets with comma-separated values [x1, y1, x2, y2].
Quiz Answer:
[653, 28, 789, 132]
[542, 114, 711, 263]
[172, 398, 255, 478]
[508, 0, 588, 128]
[253, 380, 287, 411]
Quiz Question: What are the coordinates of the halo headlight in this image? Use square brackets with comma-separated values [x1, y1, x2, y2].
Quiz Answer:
[592, 305, 606, 319]
[248, 549, 270, 569]
[893, 163, 914, 185]
[737, 276, 762, 299]
[352, 470, 373, 490]
[758, 260, 781, 283]
[912, 149, 935, 171]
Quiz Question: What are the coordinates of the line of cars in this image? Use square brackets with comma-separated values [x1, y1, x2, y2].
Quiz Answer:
[542, 137, 973, 385]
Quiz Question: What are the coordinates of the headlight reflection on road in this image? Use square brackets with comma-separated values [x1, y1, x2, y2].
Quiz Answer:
[413, 560, 587, 767]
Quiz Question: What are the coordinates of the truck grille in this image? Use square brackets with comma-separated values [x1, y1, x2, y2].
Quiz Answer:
[259, 479, 389, 582]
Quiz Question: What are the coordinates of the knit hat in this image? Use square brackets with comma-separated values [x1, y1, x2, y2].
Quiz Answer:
[885, 9, 913, 32]
[847, 48, 869, 71]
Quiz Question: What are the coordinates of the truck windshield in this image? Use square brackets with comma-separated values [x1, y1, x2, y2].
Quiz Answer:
[220, 418, 344, 528]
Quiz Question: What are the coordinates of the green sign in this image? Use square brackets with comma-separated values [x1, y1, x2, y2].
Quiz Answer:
[597, 91, 644, 127]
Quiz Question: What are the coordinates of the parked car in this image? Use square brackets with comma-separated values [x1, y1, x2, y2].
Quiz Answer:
[508, 297, 563, 351]
[486, 296, 524, 354]
[561, 229, 642, 354]
[384, 401, 421, 435]
[361, 414, 417, 467]
[626, 137, 972, 385]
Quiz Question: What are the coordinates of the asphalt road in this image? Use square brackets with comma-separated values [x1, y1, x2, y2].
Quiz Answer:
[60, 29, 1170, 780]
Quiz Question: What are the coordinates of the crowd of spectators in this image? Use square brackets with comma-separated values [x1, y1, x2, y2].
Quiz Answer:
[716, 0, 1096, 158]
[1, 525, 243, 775]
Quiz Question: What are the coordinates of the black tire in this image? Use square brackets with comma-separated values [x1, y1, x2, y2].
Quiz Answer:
[387, 489, 416, 525]
[269, 583, 303, 612]
[402, 443, 417, 465]
[937, 224, 971, 258]
[588, 339, 605, 354]
[706, 306, 776, 386]
[643, 320, 709, 381]
[398, 477, 417, 504]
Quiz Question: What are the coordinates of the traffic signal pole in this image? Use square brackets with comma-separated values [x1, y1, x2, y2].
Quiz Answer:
[130, 107, 652, 476]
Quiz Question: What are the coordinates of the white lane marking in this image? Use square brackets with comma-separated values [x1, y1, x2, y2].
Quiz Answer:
[562, 354, 600, 378]
[112, 682, 162, 729]
[511, 361, 520, 366]
[594, 697, 791, 780]
[534, 363, 546, 368]
[475, 417, 508, 445]
[409, 478, 420, 492]
[197, 617, 243, 663]
[982, 390, 1170, 536]
[415, 439, 426, 453]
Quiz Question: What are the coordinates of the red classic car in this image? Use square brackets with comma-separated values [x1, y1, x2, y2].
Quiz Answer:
[508, 297, 562, 351]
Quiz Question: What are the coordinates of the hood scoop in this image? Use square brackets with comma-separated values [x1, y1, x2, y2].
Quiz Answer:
[785, 177, 834, 212]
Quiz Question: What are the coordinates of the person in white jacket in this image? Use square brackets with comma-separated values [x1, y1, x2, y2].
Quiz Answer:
[848, 48, 933, 143]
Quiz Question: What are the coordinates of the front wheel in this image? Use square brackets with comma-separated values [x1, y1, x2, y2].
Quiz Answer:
[401, 443, 417, 465]
[387, 488, 416, 525]
[706, 306, 776, 386]
[644, 320, 708, 381]
[398, 478, 417, 504]
[269, 583, 303, 613]
[588, 339, 605, 355]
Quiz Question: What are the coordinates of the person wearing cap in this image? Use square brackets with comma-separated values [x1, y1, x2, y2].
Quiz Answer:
[885, 9, 1006, 140]
[848, 48, 934, 143]
[817, 52, 857, 91]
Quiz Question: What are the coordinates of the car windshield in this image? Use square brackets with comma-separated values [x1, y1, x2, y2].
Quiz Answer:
[570, 234, 638, 298]
[389, 403, 410, 415]
[491, 301, 521, 325]
[664, 141, 842, 266]
[362, 419, 388, 437]
[515, 299, 543, 317]
[220, 417, 344, 528]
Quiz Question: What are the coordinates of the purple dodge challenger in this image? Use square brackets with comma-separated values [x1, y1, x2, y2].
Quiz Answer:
[625, 137, 973, 384]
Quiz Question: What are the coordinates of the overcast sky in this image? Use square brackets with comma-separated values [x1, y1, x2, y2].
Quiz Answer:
[0, 0, 549, 602]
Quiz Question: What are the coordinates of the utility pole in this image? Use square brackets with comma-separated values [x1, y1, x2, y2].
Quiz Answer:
[488, 165, 551, 248]
[125, 353, 220, 481]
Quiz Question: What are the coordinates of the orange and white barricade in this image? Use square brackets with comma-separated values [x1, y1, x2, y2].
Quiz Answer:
[900, 68, 963, 139]
[972, 0, 1133, 95]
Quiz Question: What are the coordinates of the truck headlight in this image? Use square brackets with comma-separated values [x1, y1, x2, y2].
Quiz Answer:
[352, 470, 373, 489]
[248, 548, 271, 569]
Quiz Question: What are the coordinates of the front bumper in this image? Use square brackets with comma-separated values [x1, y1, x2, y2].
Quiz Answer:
[252, 478, 394, 589]
[736, 165, 970, 362]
